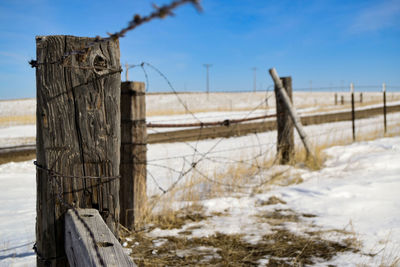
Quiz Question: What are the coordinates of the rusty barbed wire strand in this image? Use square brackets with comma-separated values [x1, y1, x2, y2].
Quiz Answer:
[143, 81, 295, 196]
[146, 141, 276, 163]
[62, 0, 201, 64]
[29, 0, 202, 69]
[147, 113, 276, 128]
[142, 62, 203, 123]
[34, 161, 120, 180]
[148, 108, 273, 123]
[148, 105, 277, 196]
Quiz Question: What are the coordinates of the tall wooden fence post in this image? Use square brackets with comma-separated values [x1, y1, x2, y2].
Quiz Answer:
[274, 76, 294, 164]
[120, 82, 147, 230]
[35, 35, 121, 266]
[341, 95, 344, 105]
[334, 93, 338, 105]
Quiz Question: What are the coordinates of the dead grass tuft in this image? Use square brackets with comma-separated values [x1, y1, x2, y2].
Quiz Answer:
[144, 203, 207, 231]
[257, 196, 287, 206]
[125, 228, 357, 266]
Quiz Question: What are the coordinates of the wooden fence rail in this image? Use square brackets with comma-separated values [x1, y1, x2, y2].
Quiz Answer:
[1, 103, 399, 162]
[148, 103, 400, 144]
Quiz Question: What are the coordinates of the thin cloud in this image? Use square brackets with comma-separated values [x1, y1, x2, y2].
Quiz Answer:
[350, 0, 400, 33]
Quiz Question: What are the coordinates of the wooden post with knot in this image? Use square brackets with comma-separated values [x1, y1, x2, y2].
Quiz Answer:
[274, 76, 294, 164]
[120, 81, 147, 231]
[35, 35, 121, 266]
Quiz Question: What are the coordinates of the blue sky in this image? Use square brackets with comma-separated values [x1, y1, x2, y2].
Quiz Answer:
[0, 0, 399, 99]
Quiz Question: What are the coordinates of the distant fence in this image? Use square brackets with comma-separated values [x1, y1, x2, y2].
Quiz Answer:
[1, 103, 399, 160]
[148, 103, 400, 143]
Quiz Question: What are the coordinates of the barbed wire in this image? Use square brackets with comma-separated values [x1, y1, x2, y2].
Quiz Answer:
[147, 109, 272, 124]
[29, 0, 202, 69]
[147, 113, 276, 128]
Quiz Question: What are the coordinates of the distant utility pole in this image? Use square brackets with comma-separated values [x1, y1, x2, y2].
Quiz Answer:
[125, 62, 129, 81]
[203, 64, 212, 94]
[252, 67, 257, 92]
[125, 62, 137, 81]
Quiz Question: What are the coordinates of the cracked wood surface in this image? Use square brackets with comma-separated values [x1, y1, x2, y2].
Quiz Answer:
[36, 35, 121, 267]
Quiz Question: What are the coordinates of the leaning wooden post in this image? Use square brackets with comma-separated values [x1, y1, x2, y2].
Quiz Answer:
[383, 82, 387, 133]
[269, 68, 314, 159]
[274, 77, 294, 164]
[351, 83, 356, 141]
[120, 82, 147, 230]
[35, 35, 121, 266]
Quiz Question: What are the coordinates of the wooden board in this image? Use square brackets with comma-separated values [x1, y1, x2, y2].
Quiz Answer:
[65, 209, 136, 267]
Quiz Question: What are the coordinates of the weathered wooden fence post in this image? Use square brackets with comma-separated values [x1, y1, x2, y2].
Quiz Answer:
[269, 68, 314, 159]
[341, 95, 344, 105]
[351, 83, 356, 141]
[274, 76, 294, 164]
[359, 92, 363, 103]
[383, 83, 387, 133]
[35, 35, 121, 266]
[120, 82, 147, 230]
[334, 93, 338, 105]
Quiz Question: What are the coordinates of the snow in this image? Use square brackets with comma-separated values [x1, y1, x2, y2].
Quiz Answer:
[0, 125, 36, 147]
[0, 161, 36, 266]
[278, 138, 400, 265]
[1, 94, 400, 266]
[147, 137, 400, 265]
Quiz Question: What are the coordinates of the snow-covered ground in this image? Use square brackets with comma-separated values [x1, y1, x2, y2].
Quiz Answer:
[1, 94, 400, 266]
[0, 161, 36, 266]
[144, 137, 400, 266]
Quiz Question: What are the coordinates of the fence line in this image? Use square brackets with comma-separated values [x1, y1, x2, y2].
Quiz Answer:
[1, 103, 399, 162]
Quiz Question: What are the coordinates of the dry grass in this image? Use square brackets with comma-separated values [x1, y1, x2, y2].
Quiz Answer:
[0, 115, 35, 126]
[122, 206, 359, 267]
[146, 106, 261, 117]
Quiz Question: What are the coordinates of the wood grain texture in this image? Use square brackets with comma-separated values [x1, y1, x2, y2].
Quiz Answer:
[65, 209, 136, 267]
[120, 82, 147, 230]
[275, 77, 294, 164]
[36, 35, 121, 267]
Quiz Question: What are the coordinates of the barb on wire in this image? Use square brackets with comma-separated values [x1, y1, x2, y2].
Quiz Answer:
[147, 114, 276, 128]
[109, 0, 202, 39]
[63, 0, 201, 63]
[29, 0, 202, 69]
